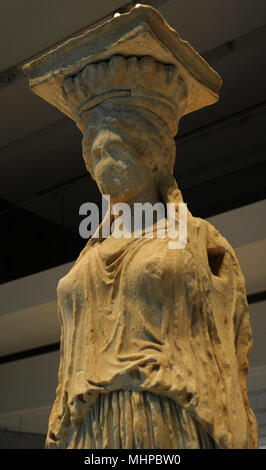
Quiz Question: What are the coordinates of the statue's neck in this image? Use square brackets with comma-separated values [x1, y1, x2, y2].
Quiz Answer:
[110, 183, 166, 237]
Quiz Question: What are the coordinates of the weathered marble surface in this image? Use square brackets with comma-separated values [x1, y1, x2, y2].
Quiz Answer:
[24, 5, 258, 449]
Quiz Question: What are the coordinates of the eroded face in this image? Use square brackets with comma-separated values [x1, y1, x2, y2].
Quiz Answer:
[82, 105, 175, 202]
[90, 129, 155, 201]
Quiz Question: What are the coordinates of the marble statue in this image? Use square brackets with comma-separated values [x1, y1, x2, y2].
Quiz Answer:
[23, 5, 258, 448]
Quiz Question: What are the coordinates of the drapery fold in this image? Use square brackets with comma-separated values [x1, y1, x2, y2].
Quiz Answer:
[64, 391, 216, 449]
[45, 211, 257, 449]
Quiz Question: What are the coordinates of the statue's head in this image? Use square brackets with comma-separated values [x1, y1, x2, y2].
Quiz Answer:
[83, 104, 174, 201]
[23, 5, 221, 207]
[63, 55, 188, 202]
[24, 5, 221, 205]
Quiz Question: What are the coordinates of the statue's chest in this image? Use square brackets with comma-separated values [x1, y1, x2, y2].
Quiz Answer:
[57, 237, 184, 314]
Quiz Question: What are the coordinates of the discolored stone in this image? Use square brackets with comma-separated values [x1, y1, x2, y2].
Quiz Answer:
[24, 5, 257, 449]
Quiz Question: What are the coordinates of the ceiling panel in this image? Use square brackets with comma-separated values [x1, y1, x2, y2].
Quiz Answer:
[159, 0, 266, 52]
[1, 0, 266, 73]
[0, 0, 128, 72]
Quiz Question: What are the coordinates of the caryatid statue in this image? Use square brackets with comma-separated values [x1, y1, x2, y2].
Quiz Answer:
[24, 5, 258, 449]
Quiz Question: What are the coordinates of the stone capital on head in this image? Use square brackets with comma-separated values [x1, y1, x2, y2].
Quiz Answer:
[23, 4, 222, 135]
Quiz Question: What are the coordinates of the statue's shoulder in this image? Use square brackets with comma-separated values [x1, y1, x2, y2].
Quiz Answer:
[73, 236, 98, 266]
[190, 215, 220, 236]
[189, 215, 234, 254]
